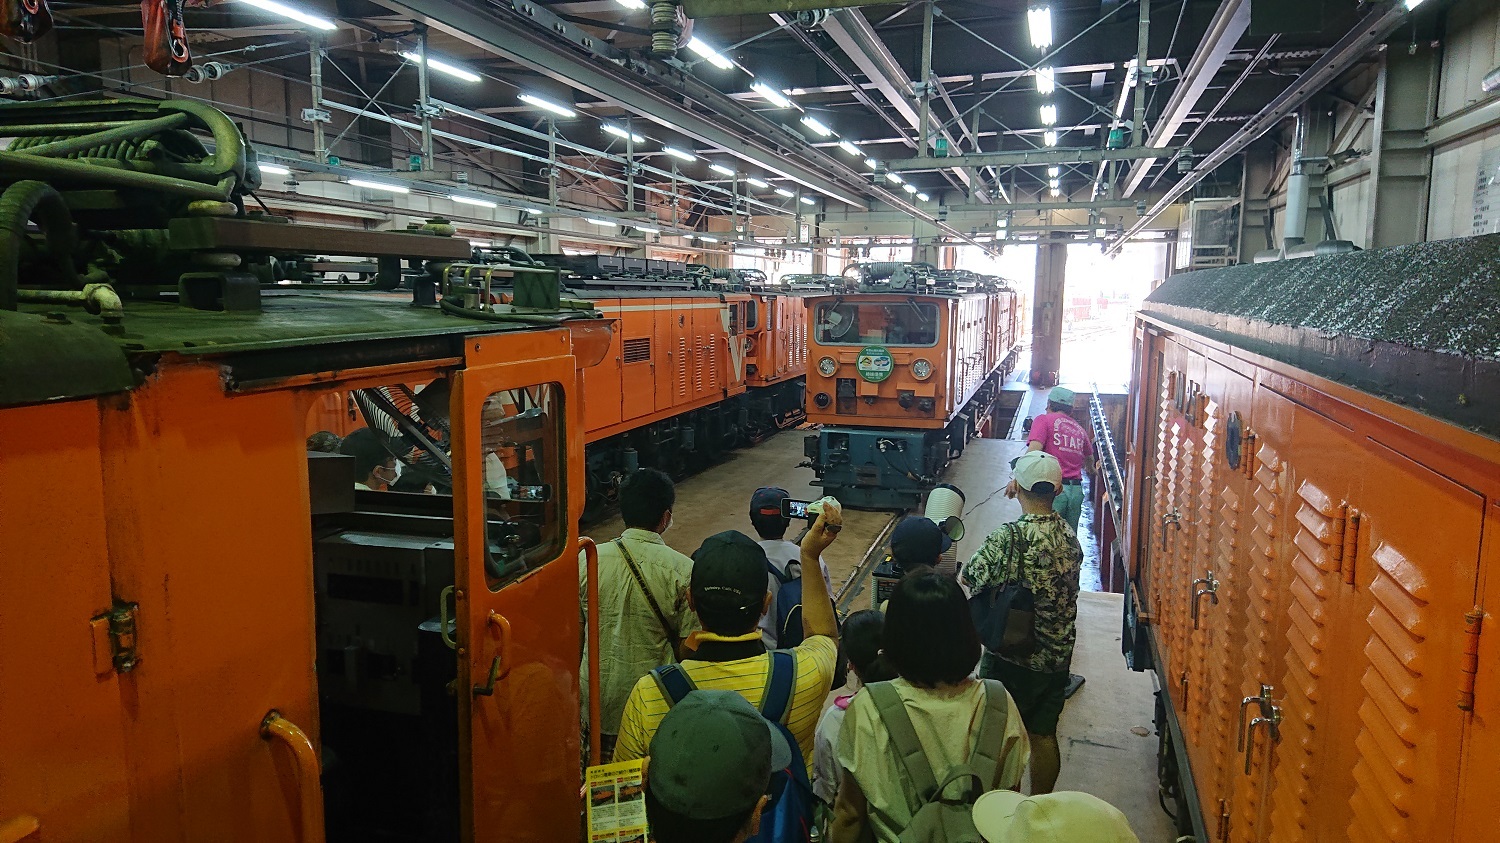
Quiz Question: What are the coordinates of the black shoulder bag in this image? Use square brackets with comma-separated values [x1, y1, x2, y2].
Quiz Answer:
[967, 523, 1038, 659]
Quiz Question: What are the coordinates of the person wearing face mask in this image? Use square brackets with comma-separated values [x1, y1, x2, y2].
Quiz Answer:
[340, 428, 400, 491]
[579, 468, 701, 761]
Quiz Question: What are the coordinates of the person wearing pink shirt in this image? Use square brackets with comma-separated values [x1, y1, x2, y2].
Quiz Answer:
[1026, 386, 1091, 532]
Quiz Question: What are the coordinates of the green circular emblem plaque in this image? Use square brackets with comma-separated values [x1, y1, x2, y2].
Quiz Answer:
[856, 345, 894, 383]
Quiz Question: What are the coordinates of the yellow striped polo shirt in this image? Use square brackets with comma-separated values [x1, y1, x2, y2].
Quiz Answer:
[612, 631, 837, 774]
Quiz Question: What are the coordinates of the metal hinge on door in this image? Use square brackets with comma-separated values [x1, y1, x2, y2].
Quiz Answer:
[89, 600, 140, 674]
[1460, 608, 1483, 711]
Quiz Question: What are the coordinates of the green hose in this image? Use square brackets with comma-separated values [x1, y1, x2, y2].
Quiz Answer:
[0, 180, 78, 311]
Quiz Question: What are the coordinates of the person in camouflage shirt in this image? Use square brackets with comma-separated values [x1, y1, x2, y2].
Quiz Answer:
[960, 451, 1082, 794]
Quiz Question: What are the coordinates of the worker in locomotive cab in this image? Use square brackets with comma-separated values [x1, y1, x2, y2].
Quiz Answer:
[580, 468, 701, 760]
[961, 451, 1083, 796]
[339, 428, 400, 491]
[1026, 386, 1092, 532]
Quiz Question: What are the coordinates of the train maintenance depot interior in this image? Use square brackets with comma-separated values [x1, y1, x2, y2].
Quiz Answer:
[0, 0, 1496, 841]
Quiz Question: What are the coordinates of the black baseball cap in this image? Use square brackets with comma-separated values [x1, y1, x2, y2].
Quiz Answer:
[647, 689, 792, 820]
[890, 516, 952, 566]
[691, 531, 770, 615]
[749, 487, 790, 518]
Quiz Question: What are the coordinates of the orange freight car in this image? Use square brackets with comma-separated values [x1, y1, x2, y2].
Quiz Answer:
[1112, 235, 1500, 843]
[801, 263, 1020, 508]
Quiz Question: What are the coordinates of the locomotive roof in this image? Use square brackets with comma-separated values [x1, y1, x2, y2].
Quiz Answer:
[1143, 234, 1500, 439]
[1, 292, 602, 407]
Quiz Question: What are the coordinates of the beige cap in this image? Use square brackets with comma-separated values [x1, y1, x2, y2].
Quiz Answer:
[972, 791, 1139, 843]
[1011, 451, 1064, 494]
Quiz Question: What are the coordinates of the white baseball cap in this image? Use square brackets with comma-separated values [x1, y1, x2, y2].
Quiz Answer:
[972, 791, 1139, 843]
[1011, 451, 1064, 495]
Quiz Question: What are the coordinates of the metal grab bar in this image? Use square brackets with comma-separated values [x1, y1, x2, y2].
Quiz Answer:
[260, 711, 325, 842]
[581, 537, 602, 766]
[0, 816, 40, 843]
[1088, 385, 1126, 520]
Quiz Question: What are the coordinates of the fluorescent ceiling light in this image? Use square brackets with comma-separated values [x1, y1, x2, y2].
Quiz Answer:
[1049, 177, 1061, 190]
[634, 224, 660, 233]
[259, 163, 290, 175]
[774, 187, 794, 198]
[663, 146, 697, 162]
[885, 172, 903, 184]
[1028, 5, 1053, 50]
[902, 183, 917, 194]
[1044, 130, 1058, 147]
[916, 192, 930, 201]
[997, 217, 1008, 227]
[1050, 186, 1061, 196]
[750, 82, 792, 108]
[451, 194, 499, 209]
[519, 93, 575, 118]
[585, 218, 618, 227]
[1048, 165, 1061, 177]
[399, 51, 482, 84]
[800, 196, 816, 205]
[687, 37, 735, 70]
[1035, 67, 1055, 94]
[616, 0, 646, 8]
[800, 115, 834, 137]
[697, 234, 719, 242]
[709, 163, 736, 176]
[523, 207, 548, 215]
[349, 178, 408, 194]
[865, 158, 878, 169]
[603, 123, 645, 143]
[1040, 104, 1057, 125]
[837, 139, 861, 156]
[1404, 0, 1425, 7]
[745, 177, 769, 188]
[239, 0, 336, 30]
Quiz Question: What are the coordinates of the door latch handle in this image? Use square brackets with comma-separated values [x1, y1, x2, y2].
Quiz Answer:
[473, 654, 502, 697]
[1191, 570, 1220, 629]
[472, 610, 512, 698]
[439, 585, 457, 650]
[1238, 683, 1281, 774]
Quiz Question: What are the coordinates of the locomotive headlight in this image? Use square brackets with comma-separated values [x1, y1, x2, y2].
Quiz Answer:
[911, 358, 934, 380]
[817, 356, 838, 377]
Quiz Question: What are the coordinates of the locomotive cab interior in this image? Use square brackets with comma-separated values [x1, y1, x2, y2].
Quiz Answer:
[304, 374, 567, 841]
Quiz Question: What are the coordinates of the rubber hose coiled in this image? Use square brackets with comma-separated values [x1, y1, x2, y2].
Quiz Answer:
[0, 180, 78, 311]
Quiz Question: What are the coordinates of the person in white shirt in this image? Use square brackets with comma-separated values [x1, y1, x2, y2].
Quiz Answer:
[748, 486, 832, 648]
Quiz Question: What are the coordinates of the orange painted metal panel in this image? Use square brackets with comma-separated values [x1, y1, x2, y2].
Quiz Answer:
[616, 305, 656, 423]
[96, 361, 319, 841]
[451, 329, 585, 843]
[1133, 316, 1499, 843]
[0, 400, 133, 840]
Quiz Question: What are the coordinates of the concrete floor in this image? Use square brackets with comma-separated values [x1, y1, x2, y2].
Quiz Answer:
[588, 426, 1177, 840]
[583, 430, 897, 594]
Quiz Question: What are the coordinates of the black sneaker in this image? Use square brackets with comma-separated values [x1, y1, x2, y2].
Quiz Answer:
[1064, 673, 1086, 699]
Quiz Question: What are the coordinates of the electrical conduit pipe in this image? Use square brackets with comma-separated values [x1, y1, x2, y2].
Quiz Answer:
[581, 537, 602, 766]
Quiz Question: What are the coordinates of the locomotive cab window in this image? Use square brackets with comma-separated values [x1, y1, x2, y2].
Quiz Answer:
[476, 383, 565, 590]
[815, 301, 939, 346]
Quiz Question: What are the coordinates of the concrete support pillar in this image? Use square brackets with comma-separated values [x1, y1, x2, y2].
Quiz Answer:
[1365, 47, 1438, 249]
[1030, 234, 1067, 386]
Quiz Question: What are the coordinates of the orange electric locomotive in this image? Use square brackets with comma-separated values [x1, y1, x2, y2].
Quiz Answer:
[519, 255, 821, 519]
[1109, 235, 1500, 842]
[801, 263, 1020, 508]
[0, 99, 616, 843]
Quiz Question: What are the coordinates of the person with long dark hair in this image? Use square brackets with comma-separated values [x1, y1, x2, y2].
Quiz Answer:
[830, 570, 1030, 842]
